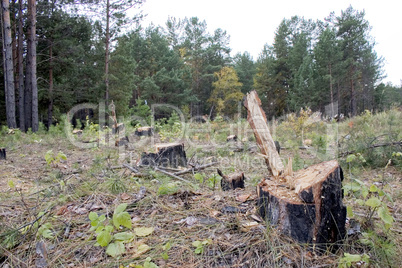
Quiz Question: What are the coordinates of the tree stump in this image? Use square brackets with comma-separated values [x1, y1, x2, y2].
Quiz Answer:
[227, 135, 237, 142]
[140, 143, 187, 168]
[0, 148, 6, 160]
[244, 91, 346, 247]
[135, 126, 154, 136]
[257, 160, 346, 246]
[217, 168, 245, 191]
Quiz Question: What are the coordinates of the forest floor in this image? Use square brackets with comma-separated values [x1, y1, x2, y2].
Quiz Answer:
[0, 109, 401, 267]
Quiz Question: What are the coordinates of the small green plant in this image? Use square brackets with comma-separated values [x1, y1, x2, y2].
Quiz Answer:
[338, 252, 370, 268]
[192, 239, 212, 254]
[45, 150, 67, 166]
[157, 182, 178, 195]
[161, 241, 171, 260]
[89, 203, 134, 257]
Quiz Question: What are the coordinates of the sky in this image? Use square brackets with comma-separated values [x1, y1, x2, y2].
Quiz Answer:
[140, 0, 401, 86]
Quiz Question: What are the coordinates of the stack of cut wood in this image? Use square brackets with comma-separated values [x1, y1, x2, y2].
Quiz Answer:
[244, 90, 346, 246]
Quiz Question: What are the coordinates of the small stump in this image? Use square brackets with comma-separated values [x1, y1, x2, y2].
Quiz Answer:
[217, 168, 245, 191]
[140, 143, 187, 168]
[227, 135, 238, 142]
[257, 160, 346, 246]
[135, 126, 154, 136]
[0, 148, 6, 160]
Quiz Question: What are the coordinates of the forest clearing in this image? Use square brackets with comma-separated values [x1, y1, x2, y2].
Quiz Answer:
[0, 103, 401, 267]
[1, 1, 402, 267]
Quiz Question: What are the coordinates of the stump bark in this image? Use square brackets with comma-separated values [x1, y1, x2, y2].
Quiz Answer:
[217, 168, 245, 191]
[0, 148, 6, 160]
[140, 143, 187, 168]
[135, 126, 154, 136]
[257, 160, 346, 245]
[244, 90, 346, 247]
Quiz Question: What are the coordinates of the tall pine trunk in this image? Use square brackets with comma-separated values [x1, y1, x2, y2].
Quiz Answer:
[17, 0, 24, 131]
[104, 0, 110, 109]
[25, 0, 32, 130]
[48, 41, 53, 127]
[25, 0, 38, 131]
[29, 0, 38, 132]
[1, 0, 17, 128]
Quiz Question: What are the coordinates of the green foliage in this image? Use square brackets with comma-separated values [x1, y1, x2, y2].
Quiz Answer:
[208, 66, 244, 118]
[88, 203, 135, 257]
[338, 253, 370, 268]
[44, 150, 67, 166]
[130, 98, 152, 126]
[359, 231, 397, 266]
[343, 175, 394, 229]
[157, 182, 179, 195]
[192, 239, 212, 254]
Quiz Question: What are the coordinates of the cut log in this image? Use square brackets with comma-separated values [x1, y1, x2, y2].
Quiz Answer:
[257, 160, 346, 246]
[243, 91, 284, 177]
[217, 168, 245, 191]
[135, 126, 154, 136]
[140, 143, 187, 168]
[0, 148, 6, 160]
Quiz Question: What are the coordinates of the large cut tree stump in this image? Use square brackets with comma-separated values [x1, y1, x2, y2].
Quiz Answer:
[244, 91, 346, 247]
[140, 143, 187, 168]
[257, 160, 346, 245]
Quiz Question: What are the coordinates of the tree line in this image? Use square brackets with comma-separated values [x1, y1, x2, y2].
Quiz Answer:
[1, 2, 401, 130]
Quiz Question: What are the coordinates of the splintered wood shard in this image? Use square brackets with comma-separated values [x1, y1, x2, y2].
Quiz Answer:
[243, 90, 284, 177]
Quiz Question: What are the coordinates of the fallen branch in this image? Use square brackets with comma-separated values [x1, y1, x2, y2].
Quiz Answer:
[339, 141, 401, 157]
[174, 162, 218, 175]
[122, 163, 139, 173]
[154, 167, 192, 184]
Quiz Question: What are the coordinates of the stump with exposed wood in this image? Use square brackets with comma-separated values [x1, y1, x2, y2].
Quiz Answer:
[0, 148, 6, 160]
[217, 168, 245, 191]
[140, 143, 187, 168]
[244, 90, 346, 247]
[135, 126, 154, 136]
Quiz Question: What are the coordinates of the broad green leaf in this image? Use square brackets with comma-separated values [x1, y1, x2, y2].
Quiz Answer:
[113, 211, 132, 229]
[137, 244, 151, 255]
[377, 207, 394, 225]
[115, 203, 128, 214]
[192, 241, 202, 248]
[106, 241, 125, 257]
[194, 247, 203, 254]
[134, 227, 154, 237]
[161, 252, 169, 260]
[361, 185, 369, 198]
[365, 197, 381, 208]
[343, 182, 361, 192]
[105, 225, 114, 232]
[346, 154, 356, 163]
[113, 232, 134, 241]
[194, 173, 203, 182]
[369, 184, 378, 193]
[343, 253, 361, 263]
[41, 229, 54, 239]
[89, 212, 98, 221]
[97, 230, 112, 247]
[162, 242, 171, 251]
[57, 152, 67, 161]
[99, 214, 106, 222]
[356, 199, 365, 206]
